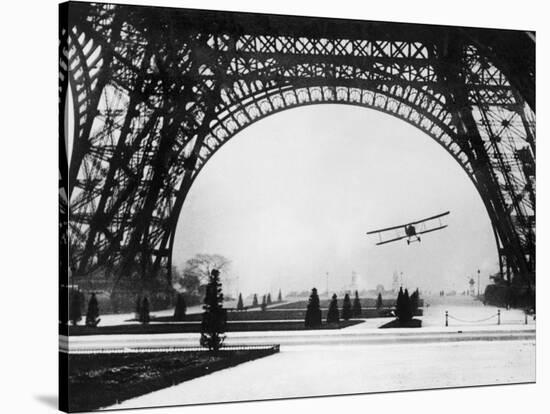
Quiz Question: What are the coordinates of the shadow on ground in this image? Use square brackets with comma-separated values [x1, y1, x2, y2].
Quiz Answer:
[35, 395, 58, 409]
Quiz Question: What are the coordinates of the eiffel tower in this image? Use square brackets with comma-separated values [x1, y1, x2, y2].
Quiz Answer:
[59, 3, 535, 296]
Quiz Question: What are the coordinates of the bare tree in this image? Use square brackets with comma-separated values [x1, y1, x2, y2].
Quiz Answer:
[172, 255, 232, 302]
[182, 254, 231, 285]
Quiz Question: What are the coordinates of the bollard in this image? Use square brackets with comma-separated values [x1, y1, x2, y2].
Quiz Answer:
[525, 311, 528, 325]
[497, 309, 501, 325]
[445, 310, 448, 327]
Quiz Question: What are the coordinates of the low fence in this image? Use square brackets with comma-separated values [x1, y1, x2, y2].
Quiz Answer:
[69, 344, 280, 355]
[444, 309, 534, 327]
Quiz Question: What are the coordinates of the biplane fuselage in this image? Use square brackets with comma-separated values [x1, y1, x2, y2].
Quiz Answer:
[404, 224, 420, 244]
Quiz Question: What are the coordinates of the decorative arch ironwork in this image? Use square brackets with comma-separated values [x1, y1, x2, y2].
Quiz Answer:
[59, 2, 535, 294]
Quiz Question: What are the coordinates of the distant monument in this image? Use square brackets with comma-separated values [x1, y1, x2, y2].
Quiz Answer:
[350, 271, 358, 292]
[392, 272, 400, 293]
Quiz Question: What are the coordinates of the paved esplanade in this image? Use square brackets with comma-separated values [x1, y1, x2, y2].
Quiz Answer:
[63, 297, 535, 409]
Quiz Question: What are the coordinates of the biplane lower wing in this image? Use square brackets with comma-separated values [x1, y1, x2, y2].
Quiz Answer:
[375, 235, 408, 245]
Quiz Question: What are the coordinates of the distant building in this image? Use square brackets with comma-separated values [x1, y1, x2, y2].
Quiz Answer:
[392, 272, 400, 292]
[350, 271, 358, 292]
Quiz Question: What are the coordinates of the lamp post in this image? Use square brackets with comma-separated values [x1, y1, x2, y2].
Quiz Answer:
[326, 272, 329, 297]
[477, 269, 480, 297]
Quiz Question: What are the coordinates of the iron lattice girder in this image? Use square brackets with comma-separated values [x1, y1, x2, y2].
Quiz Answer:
[62, 2, 535, 286]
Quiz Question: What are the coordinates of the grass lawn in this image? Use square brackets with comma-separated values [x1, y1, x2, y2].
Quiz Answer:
[66, 348, 278, 412]
[270, 298, 423, 310]
[147, 308, 420, 322]
[379, 318, 422, 328]
[69, 320, 364, 336]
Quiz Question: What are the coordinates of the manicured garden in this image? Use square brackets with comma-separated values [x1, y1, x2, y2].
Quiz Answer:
[66, 348, 279, 411]
[69, 319, 363, 336]
[270, 297, 423, 310]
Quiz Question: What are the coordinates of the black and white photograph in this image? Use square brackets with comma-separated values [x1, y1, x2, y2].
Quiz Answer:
[2, 0, 545, 412]
[56, 1, 538, 412]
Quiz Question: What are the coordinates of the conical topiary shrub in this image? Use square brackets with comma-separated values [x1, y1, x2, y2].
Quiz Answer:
[85, 293, 100, 327]
[342, 293, 352, 320]
[395, 287, 405, 320]
[403, 288, 413, 321]
[69, 289, 82, 326]
[173, 293, 187, 321]
[410, 288, 419, 315]
[376, 292, 383, 310]
[326, 294, 340, 324]
[200, 269, 227, 352]
[352, 290, 362, 317]
[140, 296, 150, 324]
[135, 295, 142, 320]
[305, 288, 322, 328]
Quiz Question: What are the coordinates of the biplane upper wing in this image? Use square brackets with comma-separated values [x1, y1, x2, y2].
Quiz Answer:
[409, 211, 450, 226]
[366, 212, 449, 235]
[416, 225, 448, 236]
[366, 211, 450, 246]
[366, 223, 407, 235]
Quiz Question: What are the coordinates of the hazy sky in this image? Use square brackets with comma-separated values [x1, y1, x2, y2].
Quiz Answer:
[173, 105, 498, 297]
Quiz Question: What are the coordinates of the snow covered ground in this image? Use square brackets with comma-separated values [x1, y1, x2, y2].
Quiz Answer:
[420, 295, 533, 328]
[94, 295, 533, 328]
[65, 296, 534, 352]
[79, 296, 535, 410]
[112, 339, 535, 410]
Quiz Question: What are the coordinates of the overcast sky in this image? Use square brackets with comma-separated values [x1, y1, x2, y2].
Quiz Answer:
[173, 104, 498, 297]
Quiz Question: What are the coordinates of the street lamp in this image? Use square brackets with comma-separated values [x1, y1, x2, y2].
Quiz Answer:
[477, 269, 480, 296]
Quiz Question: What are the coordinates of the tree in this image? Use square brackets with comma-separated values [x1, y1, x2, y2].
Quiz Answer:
[277, 289, 282, 302]
[305, 288, 322, 328]
[376, 292, 383, 310]
[85, 293, 100, 327]
[173, 293, 187, 321]
[200, 269, 227, 352]
[410, 289, 419, 315]
[252, 293, 258, 307]
[395, 287, 405, 321]
[326, 294, 340, 324]
[140, 296, 150, 324]
[180, 254, 231, 286]
[342, 293, 352, 320]
[171, 255, 232, 306]
[403, 288, 413, 321]
[236, 293, 244, 310]
[267, 293, 272, 305]
[176, 270, 201, 298]
[352, 290, 362, 317]
[261, 294, 267, 311]
[395, 287, 413, 322]
[69, 289, 82, 326]
[135, 295, 142, 320]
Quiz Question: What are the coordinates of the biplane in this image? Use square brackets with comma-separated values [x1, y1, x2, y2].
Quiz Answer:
[366, 211, 450, 246]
